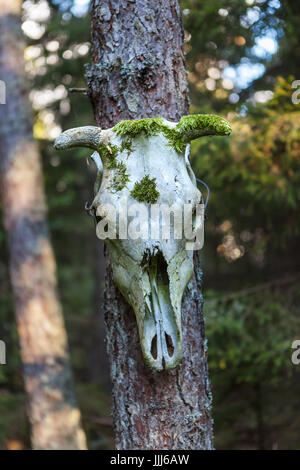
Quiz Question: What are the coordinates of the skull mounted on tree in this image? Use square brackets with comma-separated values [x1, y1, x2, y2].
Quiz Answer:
[54, 114, 231, 371]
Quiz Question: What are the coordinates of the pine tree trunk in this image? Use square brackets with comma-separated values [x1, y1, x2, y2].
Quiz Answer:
[0, 0, 87, 450]
[87, 0, 213, 450]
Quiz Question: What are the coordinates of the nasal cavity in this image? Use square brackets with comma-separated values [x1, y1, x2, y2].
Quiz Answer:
[165, 333, 174, 357]
[151, 335, 158, 359]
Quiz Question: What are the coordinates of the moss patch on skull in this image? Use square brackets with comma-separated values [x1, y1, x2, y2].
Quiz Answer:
[162, 127, 187, 153]
[120, 138, 133, 154]
[98, 142, 119, 169]
[176, 114, 232, 141]
[112, 115, 231, 154]
[107, 162, 130, 193]
[97, 137, 133, 172]
[130, 175, 159, 204]
[97, 139, 131, 192]
[113, 117, 165, 139]
[97, 115, 231, 173]
[113, 117, 188, 153]
[113, 117, 187, 153]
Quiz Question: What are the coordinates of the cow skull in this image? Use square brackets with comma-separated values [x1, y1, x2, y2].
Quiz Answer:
[54, 115, 231, 371]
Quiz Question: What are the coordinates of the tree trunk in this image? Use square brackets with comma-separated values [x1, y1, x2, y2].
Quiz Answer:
[0, 0, 87, 450]
[87, 0, 213, 449]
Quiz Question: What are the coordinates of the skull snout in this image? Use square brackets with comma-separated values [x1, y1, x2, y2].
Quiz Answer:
[141, 251, 183, 371]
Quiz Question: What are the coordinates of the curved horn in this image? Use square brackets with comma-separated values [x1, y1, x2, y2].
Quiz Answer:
[177, 114, 232, 142]
[54, 126, 102, 151]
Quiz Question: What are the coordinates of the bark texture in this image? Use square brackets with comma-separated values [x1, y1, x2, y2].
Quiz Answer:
[87, 0, 213, 449]
[0, 0, 87, 450]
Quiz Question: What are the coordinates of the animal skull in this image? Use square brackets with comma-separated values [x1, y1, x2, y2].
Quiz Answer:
[54, 115, 231, 371]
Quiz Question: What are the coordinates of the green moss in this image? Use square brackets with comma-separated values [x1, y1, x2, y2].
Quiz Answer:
[112, 114, 231, 154]
[130, 175, 159, 204]
[120, 138, 133, 153]
[107, 162, 130, 193]
[98, 142, 119, 169]
[113, 117, 165, 139]
[176, 114, 232, 141]
[113, 117, 187, 153]
[106, 115, 231, 163]
[161, 127, 187, 153]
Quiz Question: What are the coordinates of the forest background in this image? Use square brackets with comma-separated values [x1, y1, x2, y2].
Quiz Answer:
[0, 0, 300, 450]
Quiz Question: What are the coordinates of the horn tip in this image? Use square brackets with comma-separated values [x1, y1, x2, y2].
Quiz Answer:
[53, 134, 65, 150]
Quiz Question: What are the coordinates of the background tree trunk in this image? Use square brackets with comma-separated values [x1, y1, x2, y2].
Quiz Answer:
[0, 0, 87, 450]
[87, 0, 213, 449]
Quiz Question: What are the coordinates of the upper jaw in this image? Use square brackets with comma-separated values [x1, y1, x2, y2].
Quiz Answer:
[107, 240, 194, 372]
[140, 251, 183, 371]
[137, 246, 194, 371]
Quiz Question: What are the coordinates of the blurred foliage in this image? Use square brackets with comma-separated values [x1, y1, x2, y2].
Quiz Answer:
[181, 0, 284, 110]
[0, 0, 300, 450]
[206, 282, 300, 449]
[191, 76, 300, 268]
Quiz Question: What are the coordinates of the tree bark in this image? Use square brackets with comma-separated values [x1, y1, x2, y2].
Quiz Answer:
[87, 0, 213, 449]
[0, 0, 87, 450]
